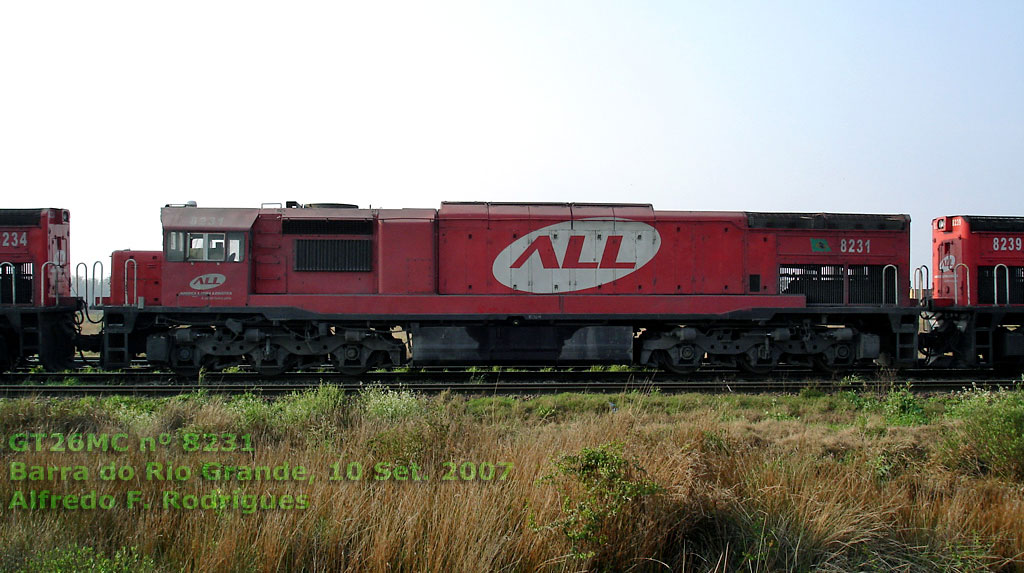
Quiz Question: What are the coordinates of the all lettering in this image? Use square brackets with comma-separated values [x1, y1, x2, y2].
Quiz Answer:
[510, 235, 635, 270]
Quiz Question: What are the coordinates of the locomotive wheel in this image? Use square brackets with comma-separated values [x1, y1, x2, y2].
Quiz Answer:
[336, 349, 389, 376]
[812, 355, 846, 376]
[656, 350, 699, 375]
[253, 354, 295, 377]
[737, 356, 772, 375]
[333, 344, 377, 376]
[737, 347, 776, 375]
[249, 346, 296, 377]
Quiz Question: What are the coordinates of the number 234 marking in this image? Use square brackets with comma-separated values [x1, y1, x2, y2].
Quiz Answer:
[1, 232, 28, 248]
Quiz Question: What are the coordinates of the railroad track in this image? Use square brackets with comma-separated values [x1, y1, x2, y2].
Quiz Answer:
[0, 372, 1018, 398]
[1, 364, 1013, 384]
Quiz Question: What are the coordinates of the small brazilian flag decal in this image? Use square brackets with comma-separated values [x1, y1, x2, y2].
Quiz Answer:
[811, 239, 831, 252]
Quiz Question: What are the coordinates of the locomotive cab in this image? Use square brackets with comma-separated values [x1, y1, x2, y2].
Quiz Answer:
[158, 206, 258, 308]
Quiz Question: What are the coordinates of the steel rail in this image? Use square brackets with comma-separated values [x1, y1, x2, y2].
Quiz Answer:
[0, 378, 1017, 398]
[0, 366, 1011, 386]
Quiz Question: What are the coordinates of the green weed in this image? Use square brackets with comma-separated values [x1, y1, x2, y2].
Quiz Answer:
[942, 386, 1024, 480]
[359, 386, 422, 422]
[17, 545, 155, 573]
[534, 442, 664, 561]
[884, 384, 929, 425]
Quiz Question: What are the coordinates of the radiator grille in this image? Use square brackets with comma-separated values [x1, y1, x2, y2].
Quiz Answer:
[779, 264, 844, 304]
[294, 239, 372, 272]
[848, 265, 896, 304]
[0, 263, 34, 304]
[978, 266, 1024, 304]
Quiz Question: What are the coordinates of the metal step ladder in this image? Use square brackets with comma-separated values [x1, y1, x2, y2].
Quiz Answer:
[895, 313, 919, 364]
[19, 313, 39, 358]
[973, 313, 994, 366]
[101, 311, 132, 369]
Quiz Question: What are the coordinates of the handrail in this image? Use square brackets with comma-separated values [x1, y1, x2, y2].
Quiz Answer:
[74, 262, 89, 300]
[74, 261, 105, 323]
[92, 261, 105, 306]
[40, 262, 65, 307]
[912, 264, 930, 304]
[994, 263, 1010, 306]
[882, 264, 898, 305]
[0, 262, 15, 304]
[124, 258, 138, 306]
[953, 263, 971, 306]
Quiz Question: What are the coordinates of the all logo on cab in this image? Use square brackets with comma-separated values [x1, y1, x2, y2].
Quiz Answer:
[189, 274, 226, 291]
[491, 218, 661, 293]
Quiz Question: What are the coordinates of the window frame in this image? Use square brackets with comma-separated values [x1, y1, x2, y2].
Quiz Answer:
[165, 231, 246, 263]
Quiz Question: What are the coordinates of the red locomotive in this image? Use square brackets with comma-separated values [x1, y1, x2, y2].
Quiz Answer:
[0, 208, 77, 371]
[923, 216, 1024, 368]
[93, 202, 916, 376]
[2, 201, 1021, 376]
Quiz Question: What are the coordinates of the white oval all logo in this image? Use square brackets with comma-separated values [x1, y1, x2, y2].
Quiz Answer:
[491, 218, 661, 293]
[189, 273, 226, 291]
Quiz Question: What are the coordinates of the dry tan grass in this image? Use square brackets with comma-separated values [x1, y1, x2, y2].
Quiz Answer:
[0, 389, 1022, 572]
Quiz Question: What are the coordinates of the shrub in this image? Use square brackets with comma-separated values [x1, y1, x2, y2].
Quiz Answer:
[943, 387, 1024, 480]
[17, 545, 155, 573]
[359, 386, 422, 422]
[884, 384, 929, 426]
[534, 442, 664, 562]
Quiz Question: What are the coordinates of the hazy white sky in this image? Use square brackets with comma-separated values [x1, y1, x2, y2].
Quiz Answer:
[2, 1, 1022, 271]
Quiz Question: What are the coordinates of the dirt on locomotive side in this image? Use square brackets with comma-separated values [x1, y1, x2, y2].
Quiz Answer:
[1, 384, 1022, 572]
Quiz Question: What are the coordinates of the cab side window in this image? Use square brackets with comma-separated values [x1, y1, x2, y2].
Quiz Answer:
[188, 234, 204, 260]
[206, 233, 226, 261]
[166, 232, 185, 262]
[166, 231, 245, 262]
[227, 233, 244, 262]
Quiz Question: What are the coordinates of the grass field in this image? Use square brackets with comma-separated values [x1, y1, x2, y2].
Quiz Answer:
[0, 382, 1022, 572]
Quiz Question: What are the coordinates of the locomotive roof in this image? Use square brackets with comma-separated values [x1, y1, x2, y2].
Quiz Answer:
[746, 212, 909, 231]
[441, 201, 654, 208]
[958, 215, 1024, 233]
[161, 205, 437, 231]
[0, 209, 44, 226]
[159, 204, 914, 232]
[161, 207, 260, 231]
[439, 202, 658, 220]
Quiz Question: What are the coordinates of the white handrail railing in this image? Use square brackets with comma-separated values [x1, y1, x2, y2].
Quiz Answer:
[994, 263, 1010, 306]
[883, 264, 899, 306]
[913, 264, 930, 304]
[92, 261, 105, 306]
[0, 262, 15, 304]
[124, 258, 138, 306]
[40, 262, 66, 307]
[953, 263, 971, 306]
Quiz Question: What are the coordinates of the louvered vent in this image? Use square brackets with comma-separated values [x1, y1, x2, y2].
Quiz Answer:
[283, 219, 373, 235]
[294, 239, 372, 272]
